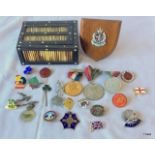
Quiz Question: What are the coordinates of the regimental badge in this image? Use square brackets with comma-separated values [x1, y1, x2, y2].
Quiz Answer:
[91, 28, 106, 47]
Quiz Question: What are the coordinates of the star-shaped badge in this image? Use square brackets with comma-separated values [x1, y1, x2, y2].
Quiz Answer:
[60, 112, 79, 129]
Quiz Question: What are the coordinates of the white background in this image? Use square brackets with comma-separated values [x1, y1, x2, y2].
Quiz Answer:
[0, 0, 155, 154]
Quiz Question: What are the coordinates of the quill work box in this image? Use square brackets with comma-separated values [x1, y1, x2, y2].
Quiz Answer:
[17, 21, 79, 65]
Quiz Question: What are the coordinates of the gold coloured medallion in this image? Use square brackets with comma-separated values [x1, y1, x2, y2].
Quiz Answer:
[64, 81, 83, 96]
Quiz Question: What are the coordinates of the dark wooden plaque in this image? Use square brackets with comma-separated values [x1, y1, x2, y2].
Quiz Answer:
[80, 18, 121, 61]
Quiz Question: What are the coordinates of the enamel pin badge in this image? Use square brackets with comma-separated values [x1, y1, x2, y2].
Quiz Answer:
[91, 28, 106, 47]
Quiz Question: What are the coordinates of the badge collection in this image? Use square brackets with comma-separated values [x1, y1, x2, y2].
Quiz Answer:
[6, 19, 147, 133]
[6, 65, 147, 132]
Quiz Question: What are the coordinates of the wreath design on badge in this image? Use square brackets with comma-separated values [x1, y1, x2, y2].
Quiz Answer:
[91, 28, 106, 47]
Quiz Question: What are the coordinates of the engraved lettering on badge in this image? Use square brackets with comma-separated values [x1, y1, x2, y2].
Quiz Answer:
[91, 28, 106, 47]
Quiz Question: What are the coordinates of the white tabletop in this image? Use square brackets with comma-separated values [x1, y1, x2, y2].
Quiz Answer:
[0, 16, 155, 139]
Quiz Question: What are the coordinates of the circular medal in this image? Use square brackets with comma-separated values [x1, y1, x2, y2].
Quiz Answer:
[20, 110, 36, 122]
[90, 105, 104, 116]
[44, 111, 57, 122]
[40, 67, 52, 78]
[64, 81, 83, 96]
[121, 71, 135, 83]
[104, 77, 123, 93]
[83, 83, 104, 100]
[112, 93, 127, 107]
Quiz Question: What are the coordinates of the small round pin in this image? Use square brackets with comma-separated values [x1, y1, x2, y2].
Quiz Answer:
[44, 111, 57, 122]
[40, 67, 52, 78]
[112, 93, 128, 108]
[121, 71, 135, 83]
[90, 105, 104, 117]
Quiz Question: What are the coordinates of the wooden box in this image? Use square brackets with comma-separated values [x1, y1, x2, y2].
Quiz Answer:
[17, 21, 79, 65]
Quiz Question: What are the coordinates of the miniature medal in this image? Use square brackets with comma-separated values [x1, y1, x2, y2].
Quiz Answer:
[64, 81, 83, 96]
[104, 77, 123, 93]
[83, 83, 104, 100]
[51, 81, 64, 106]
[112, 93, 128, 108]
[60, 112, 79, 129]
[90, 105, 104, 116]
[121, 71, 135, 83]
[44, 111, 57, 122]
[84, 65, 102, 81]
[68, 69, 83, 81]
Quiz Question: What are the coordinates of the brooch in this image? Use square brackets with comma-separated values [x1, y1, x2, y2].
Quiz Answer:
[112, 93, 128, 108]
[15, 75, 26, 89]
[121, 71, 135, 83]
[122, 109, 141, 128]
[91, 28, 106, 47]
[40, 67, 52, 78]
[83, 82, 104, 100]
[5, 99, 17, 110]
[90, 105, 104, 117]
[133, 87, 147, 95]
[60, 112, 79, 129]
[23, 66, 32, 75]
[64, 81, 83, 96]
[28, 76, 42, 89]
[64, 98, 74, 110]
[104, 77, 123, 93]
[20, 103, 37, 122]
[44, 111, 57, 122]
[90, 121, 104, 132]
[78, 99, 89, 108]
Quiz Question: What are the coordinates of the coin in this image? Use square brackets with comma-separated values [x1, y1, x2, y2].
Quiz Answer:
[44, 111, 57, 122]
[20, 110, 36, 122]
[64, 81, 83, 96]
[90, 105, 104, 116]
[104, 77, 123, 93]
[83, 83, 104, 100]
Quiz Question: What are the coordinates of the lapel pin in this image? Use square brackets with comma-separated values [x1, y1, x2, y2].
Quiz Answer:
[60, 112, 79, 129]
[133, 87, 147, 95]
[90, 121, 104, 132]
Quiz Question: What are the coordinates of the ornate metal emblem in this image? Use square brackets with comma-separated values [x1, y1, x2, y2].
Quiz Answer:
[91, 28, 106, 47]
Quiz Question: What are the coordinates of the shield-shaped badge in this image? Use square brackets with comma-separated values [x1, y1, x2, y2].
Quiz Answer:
[80, 18, 121, 61]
